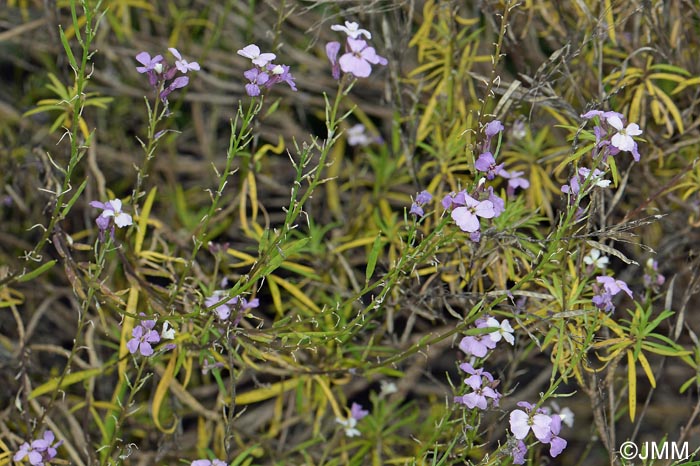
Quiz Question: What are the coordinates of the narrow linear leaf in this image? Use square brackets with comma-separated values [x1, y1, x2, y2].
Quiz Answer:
[366, 234, 383, 283]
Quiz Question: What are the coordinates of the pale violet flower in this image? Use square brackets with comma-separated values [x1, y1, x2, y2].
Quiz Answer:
[583, 249, 609, 270]
[92, 199, 132, 228]
[450, 194, 496, 233]
[191, 460, 227, 466]
[237, 44, 276, 67]
[168, 48, 200, 73]
[596, 275, 633, 298]
[338, 38, 388, 78]
[607, 114, 642, 153]
[510, 409, 552, 442]
[331, 21, 372, 39]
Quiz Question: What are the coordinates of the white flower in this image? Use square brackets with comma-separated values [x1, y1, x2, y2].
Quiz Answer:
[331, 21, 372, 40]
[578, 168, 611, 188]
[380, 380, 398, 396]
[161, 322, 176, 340]
[237, 44, 276, 67]
[346, 124, 371, 146]
[583, 249, 609, 270]
[102, 199, 133, 228]
[551, 401, 575, 428]
[485, 318, 515, 345]
[606, 115, 642, 152]
[336, 416, 361, 437]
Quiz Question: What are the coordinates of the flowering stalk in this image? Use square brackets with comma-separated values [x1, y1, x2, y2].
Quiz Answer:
[29, 0, 99, 260]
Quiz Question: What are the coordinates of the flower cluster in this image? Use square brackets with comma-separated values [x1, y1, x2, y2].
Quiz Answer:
[336, 402, 369, 437]
[126, 315, 174, 356]
[592, 275, 633, 313]
[90, 198, 133, 241]
[14, 430, 62, 466]
[326, 21, 387, 79]
[454, 362, 501, 409]
[509, 402, 567, 462]
[237, 44, 297, 97]
[459, 316, 514, 358]
[581, 110, 642, 161]
[135, 48, 199, 103]
[409, 190, 432, 217]
[474, 120, 530, 196]
[561, 167, 610, 199]
[205, 289, 259, 325]
[643, 258, 665, 289]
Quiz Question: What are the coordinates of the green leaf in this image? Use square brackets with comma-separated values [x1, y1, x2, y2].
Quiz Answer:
[365, 234, 383, 283]
[16, 260, 57, 283]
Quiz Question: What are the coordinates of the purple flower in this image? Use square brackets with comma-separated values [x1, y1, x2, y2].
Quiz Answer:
[14, 430, 63, 465]
[474, 152, 504, 180]
[510, 409, 552, 442]
[454, 375, 499, 409]
[451, 194, 496, 233]
[326, 41, 342, 80]
[511, 440, 528, 465]
[459, 333, 497, 358]
[338, 38, 387, 78]
[160, 75, 189, 102]
[168, 48, 200, 73]
[267, 64, 297, 91]
[486, 187, 505, 217]
[596, 275, 633, 298]
[135, 52, 163, 73]
[485, 120, 504, 138]
[500, 169, 530, 196]
[415, 190, 432, 205]
[90, 199, 132, 228]
[547, 414, 568, 457]
[643, 258, 665, 288]
[90, 199, 132, 240]
[459, 362, 494, 387]
[581, 109, 624, 121]
[127, 317, 160, 356]
[409, 203, 424, 217]
[205, 291, 259, 322]
[410, 190, 432, 217]
[592, 291, 615, 313]
[243, 68, 270, 97]
[350, 402, 369, 420]
[346, 124, 371, 146]
[191, 460, 227, 466]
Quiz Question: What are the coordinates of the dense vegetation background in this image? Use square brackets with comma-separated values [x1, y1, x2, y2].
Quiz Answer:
[2, 0, 700, 465]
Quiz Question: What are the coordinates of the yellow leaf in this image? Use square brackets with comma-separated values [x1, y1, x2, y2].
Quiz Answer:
[152, 348, 179, 433]
[135, 187, 157, 254]
[119, 288, 139, 379]
[268, 275, 320, 313]
[637, 351, 656, 388]
[234, 378, 300, 405]
[627, 350, 636, 421]
[30, 367, 103, 399]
